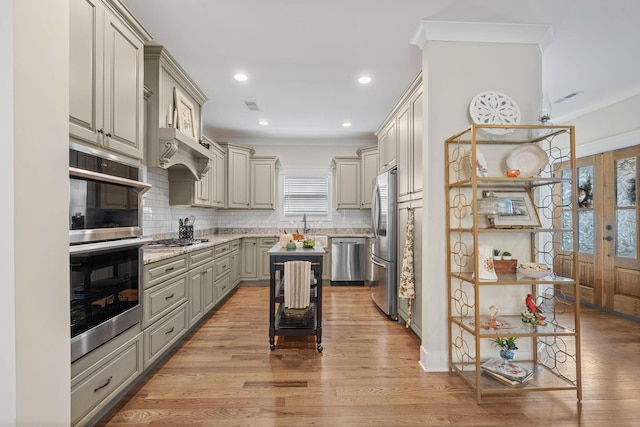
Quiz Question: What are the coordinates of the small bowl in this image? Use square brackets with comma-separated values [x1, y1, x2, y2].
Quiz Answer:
[517, 263, 552, 279]
[504, 169, 521, 177]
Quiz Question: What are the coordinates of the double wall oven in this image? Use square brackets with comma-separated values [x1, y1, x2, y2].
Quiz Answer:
[69, 145, 151, 362]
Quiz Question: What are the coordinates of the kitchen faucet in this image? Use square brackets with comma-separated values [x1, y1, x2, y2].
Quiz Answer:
[303, 213, 310, 234]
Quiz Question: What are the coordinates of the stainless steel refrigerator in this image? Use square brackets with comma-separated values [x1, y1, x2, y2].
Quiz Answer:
[370, 168, 397, 319]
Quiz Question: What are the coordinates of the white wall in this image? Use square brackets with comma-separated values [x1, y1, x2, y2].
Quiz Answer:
[0, 0, 16, 424]
[13, 1, 70, 425]
[418, 39, 542, 372]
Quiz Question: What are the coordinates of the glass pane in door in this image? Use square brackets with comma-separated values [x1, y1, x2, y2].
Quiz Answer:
[616, 157, 636, 207]
[578, 165, 594, 209]
[578, 210, 594, 253]
[576, 166, 595, 254]
[561, 169, 573, 251]
[562, 211, 573, 251]
[615, 157, 637, 258]
[616, 209, 636, 258]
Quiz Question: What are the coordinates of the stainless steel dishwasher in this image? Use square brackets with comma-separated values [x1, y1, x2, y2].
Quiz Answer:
[331, 237, 366, 285]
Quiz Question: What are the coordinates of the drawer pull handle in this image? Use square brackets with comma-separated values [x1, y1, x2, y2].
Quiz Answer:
[165, 327, 174, 335]
[165, 293, 175, 300]
[94, 376, 113, 393]
[165, 266, 175, 272]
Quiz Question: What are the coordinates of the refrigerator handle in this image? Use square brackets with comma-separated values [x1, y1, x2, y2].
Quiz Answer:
[371, 182, 380, 239]
[370, 257, 386, 268]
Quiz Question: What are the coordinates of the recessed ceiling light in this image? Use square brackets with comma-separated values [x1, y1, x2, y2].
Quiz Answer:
[342, 122, 352, 127]
[358, 76, 372, 84]
[234, 73, 248, 82]
[258, 120, 269, 126]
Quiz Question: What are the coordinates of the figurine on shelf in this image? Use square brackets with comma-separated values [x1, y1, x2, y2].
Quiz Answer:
[484, 305, 510, 329]
[521, 293, 546, 325]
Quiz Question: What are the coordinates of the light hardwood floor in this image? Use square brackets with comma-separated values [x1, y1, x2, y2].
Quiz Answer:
[97, 286, 640, 426]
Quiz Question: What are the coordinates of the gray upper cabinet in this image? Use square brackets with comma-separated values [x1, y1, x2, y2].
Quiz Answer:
[69, 0, 149, 159]
[219, 143, 255, 209]
[250, 156, 279, 209]
[332, 156, 361, 209]
[357, 145, 378, 209]
[378, 73, 423, 202]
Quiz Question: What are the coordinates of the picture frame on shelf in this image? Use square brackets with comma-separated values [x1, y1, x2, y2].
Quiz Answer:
[482, 190, 541, 228]
[174, 87, 196, 139]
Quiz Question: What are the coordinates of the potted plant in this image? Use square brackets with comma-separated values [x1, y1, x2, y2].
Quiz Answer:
[492, 336, 518, 367]
[502, 251, 512, 260]
[493, 248, 501, 260]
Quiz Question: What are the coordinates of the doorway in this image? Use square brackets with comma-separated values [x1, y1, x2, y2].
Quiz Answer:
[557, 145, 640, 318]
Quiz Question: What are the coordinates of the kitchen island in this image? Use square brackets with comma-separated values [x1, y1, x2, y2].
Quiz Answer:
[267, 242, 326, 352]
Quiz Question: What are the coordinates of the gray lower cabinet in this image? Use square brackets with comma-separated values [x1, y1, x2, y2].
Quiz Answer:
[71, 325, 143, 427]
[188, 247, 215, 327]
[258, 237, 278, 280]
[214, 242, 233, 302]
[74, 238, 244, 425]
[229, 240, 241, 287]
[143, 304, 188, 367]
[142, 254, 189, 369]
[241, 238, 258, 280]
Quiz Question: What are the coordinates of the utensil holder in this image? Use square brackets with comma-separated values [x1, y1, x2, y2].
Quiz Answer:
[179, 225, 193, 239]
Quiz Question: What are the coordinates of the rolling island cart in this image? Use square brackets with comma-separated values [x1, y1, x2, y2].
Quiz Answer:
[268, 242, 325, 352]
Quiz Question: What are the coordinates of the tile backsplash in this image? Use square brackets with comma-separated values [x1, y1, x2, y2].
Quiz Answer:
[143, 167, 372, 238]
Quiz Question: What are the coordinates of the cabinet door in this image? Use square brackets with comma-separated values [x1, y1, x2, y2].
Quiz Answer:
[378, 121, 397, 172]
[102, 7, 144, 159]
[360, 149, 378, 209]
[259, 238, 278, 280]
[188, 267, 204, 327]
[227, 147, 250, 208]
[410, 88, 423, 198]
[202, 261, 216, 313]
[69, 0, 104, 146]
[194, 168, 213, 206]
[397, 102, 411, 200]
[212, 147, 225, 207]
[230, 250, 241, 287]
[251, 159, 276, 209]
[241, 238, 258, 279]
[335, 160, 361, 209]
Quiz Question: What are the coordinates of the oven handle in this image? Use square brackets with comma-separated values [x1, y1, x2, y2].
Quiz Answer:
[69, 237, 152, 254]
[69, 167, 152, 195]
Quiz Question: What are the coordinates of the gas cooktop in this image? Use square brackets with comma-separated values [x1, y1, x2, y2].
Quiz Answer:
[147, 238, 209, 248]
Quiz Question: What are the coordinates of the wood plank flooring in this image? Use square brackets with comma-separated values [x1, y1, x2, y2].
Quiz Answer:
[96, 286, 640, 426]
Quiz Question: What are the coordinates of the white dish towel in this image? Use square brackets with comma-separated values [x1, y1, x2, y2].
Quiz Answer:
[284, 261, 311, 309]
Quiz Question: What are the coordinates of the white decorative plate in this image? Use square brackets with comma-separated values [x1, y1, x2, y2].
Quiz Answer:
[506, 144, 549, 177]
[469, 91, 521, 135]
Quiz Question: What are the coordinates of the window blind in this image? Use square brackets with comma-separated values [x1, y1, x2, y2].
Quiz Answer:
[283, 175, 329, 216]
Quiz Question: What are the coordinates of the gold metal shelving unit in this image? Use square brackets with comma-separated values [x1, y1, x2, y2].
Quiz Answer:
[445, 124, 582, 403]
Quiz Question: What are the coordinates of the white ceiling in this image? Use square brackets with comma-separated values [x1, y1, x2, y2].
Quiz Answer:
[122, 0, 640, 142]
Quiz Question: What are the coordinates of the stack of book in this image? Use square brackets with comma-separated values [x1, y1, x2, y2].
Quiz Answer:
[481, 358, 534, 386]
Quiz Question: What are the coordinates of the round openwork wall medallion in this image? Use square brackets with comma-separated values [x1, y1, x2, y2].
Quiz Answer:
[469, 91, 521, 135]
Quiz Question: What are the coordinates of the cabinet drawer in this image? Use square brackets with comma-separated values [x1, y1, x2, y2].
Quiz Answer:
[71, 331, 143, 426]
[259, 237, 277, 247]
[144, 255, 188, 289]
[214, 243, 231, 258]
[214, 255, 231, 278]
[230, 239, 240, 251]
[144, 303, 188, 368]
[216, 273, 232, 303]
[143, 273, 187, 327]
[189, 247, 214, 269]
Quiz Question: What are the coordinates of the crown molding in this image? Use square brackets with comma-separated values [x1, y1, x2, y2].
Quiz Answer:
[411, 21, 554, 51]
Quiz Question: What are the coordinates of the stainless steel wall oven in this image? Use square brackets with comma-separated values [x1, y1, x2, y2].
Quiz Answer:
[69, 145, 151, 362]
